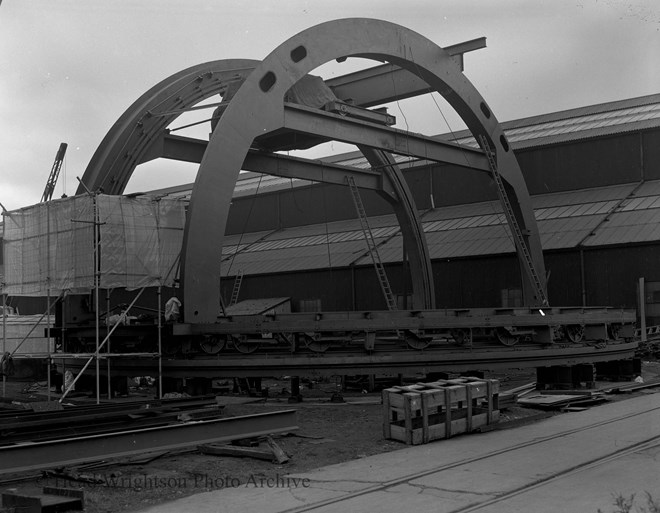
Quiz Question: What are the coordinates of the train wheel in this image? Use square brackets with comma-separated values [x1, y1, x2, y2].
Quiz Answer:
[302, 333, 331, 353]
[495, 327, 520, 346]
[566, 324, 585, 343]
[451, 328, 472, 346]
[233, 335, 259, 354]
[199, 335, 225, 355]
[608, 324, 621, 341]
[405, 331, 431, 350]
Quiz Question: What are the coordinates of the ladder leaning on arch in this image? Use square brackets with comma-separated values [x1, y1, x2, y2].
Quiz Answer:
[229, 270, 244, 306]
[345, 175, 398, 311]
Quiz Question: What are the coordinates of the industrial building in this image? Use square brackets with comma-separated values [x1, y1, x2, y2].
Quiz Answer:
[2, 93, 659, 321]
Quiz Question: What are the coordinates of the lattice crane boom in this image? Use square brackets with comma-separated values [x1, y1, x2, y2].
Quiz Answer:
[41, 142, 68, 202]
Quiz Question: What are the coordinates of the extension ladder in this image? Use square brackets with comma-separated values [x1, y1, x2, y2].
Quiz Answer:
[229, 270, 244, 306]
[478, 134, 548, 306]
[346, 176, 398, 311]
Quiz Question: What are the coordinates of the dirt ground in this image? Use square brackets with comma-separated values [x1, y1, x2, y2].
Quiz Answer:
[2, 363, 659, 513]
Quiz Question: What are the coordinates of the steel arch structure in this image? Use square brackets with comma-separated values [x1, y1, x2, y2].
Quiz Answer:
[79, 18, 548, 323]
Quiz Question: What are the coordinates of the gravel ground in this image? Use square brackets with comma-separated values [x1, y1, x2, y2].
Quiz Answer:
[1, 363, 659, 513]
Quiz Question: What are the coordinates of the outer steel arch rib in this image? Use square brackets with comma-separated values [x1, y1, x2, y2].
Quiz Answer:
[183, 18, 547, 322]
[78, 59, 259, 195]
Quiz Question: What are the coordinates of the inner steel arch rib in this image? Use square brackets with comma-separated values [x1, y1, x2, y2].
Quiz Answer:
[78, 59, 259, 195]
[183, 18, 547, 322]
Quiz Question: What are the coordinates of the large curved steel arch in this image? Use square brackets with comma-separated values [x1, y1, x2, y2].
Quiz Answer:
[78, 56, 436, 310]
[78, 59, 259, 195]
[183, 18, 547, 322]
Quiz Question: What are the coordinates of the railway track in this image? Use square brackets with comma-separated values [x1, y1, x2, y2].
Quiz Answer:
[275, 400, 660, 513]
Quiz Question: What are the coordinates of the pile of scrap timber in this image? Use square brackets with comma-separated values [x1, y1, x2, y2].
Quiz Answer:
[513, 377, 660, 410]
[516, 390, 609, 410]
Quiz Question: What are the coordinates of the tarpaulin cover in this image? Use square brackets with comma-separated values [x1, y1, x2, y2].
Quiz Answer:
[2, 195, 185, 295]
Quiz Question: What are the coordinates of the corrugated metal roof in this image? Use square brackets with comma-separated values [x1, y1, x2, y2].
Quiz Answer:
[583, 208, 660, 247]
[538, 215, 603, 250]
[421, 95, 660, 152]
[530, 183, 635, 209]
[222, 176, 660, 275]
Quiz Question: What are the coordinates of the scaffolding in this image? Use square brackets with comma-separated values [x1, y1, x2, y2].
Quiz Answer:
[1, 193, 186, 403]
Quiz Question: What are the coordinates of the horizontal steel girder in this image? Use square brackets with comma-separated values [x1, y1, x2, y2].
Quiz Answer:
[276, 103, 490, 171]
[147, 133, 394, 195]
[175, 307, 636, 335]
[326, 37, 487, 107]
[57, 342, 638, 379]
[0, 410, 298, 475]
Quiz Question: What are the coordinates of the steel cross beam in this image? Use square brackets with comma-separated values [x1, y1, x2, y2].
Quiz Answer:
[277, 102, 489, 171]
[0, 410, 298, 475]
[145, 133, 396, 196]
[326, 37, 487, 107]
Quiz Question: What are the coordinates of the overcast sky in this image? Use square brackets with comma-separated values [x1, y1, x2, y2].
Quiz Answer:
[0, 0, 658, 211]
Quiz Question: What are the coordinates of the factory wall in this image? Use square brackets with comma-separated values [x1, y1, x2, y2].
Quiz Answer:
[227, 243, 658, 320]
[518, 133, 645, 194]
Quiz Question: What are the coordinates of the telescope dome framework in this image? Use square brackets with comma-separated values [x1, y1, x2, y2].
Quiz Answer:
[79, 18, 547, 322]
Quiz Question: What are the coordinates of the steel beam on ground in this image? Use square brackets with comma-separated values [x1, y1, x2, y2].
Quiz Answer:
[0, 410, 298, 475]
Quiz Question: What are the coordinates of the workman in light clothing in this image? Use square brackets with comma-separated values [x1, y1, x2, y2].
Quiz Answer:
[164, 296, 181, 322]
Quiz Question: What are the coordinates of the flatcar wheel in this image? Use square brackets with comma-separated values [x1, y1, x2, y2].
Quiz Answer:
[302, 333, 331, 353]
[608, 324, 621, 341]
[407, 339, 431, 350]
[495, 327, 519, 346]
[233, 336, 259, 354]
[451, 328, 472, 346]
[199, 335, 225, 355]
[566, 324, 585, 343]
[405, 334, 431, 350]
